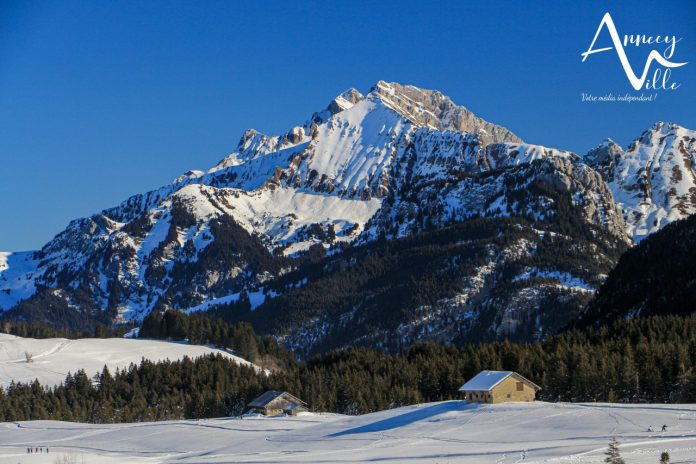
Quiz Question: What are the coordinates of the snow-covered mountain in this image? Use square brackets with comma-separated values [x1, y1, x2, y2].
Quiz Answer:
[585, 122, 696, 242]
[0, 81, 690, 350]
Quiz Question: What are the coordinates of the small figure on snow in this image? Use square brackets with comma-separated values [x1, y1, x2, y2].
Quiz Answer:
[647, 425, 654, 432]
[661, 424, 668, 432]
[520, 450, 527, 460]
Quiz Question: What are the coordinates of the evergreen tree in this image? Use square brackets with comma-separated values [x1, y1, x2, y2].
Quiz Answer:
[604, 437, 625, 464]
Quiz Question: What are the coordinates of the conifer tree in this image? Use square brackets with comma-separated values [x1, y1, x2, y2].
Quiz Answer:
[604, 437, 625, 464]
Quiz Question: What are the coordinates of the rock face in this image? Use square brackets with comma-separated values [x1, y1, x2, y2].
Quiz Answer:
[585, 122, 696, 242]
[0, 81, 687, 352]
[361, 154, 628, 244]
[370, 81, 523, 146]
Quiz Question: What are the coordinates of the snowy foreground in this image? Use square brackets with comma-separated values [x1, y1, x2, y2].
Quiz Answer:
[2, 401, 696, 463]
[0, 333, 258, 388]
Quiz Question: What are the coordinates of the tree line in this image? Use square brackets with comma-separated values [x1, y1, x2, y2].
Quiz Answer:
[0, 320, 131, 339]
[1, 314, 695, 422]
[138, 310, 296, 370]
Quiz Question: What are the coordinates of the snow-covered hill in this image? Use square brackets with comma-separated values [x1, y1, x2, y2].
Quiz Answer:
[0, 333, 259, 388]
[1, 401, 695, 463]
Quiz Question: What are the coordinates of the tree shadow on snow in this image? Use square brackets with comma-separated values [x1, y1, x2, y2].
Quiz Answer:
[329, 401, 474, 437]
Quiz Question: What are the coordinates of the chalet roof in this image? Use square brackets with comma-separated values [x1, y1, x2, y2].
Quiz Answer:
[247, 390, 306, 408]
[458, 370, 541, 392]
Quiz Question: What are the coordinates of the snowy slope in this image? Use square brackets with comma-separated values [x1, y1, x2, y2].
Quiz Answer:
[0, 334, 259, 388]
[586, 122, 696, 242]
[0, 252, 39, 310]
[1, 401, 695, 463]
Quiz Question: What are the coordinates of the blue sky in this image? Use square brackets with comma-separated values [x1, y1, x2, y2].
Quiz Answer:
[1, 0, 695, 250]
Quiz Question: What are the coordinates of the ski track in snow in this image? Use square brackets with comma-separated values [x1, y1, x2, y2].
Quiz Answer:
[1, 401, 696, 463]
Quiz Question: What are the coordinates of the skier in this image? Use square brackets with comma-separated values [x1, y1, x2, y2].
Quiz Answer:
[661, 424, 668, 432]
[647, 425, 654, 432]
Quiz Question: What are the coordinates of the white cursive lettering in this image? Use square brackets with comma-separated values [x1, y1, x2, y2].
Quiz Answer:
[581, 13, 686, 91]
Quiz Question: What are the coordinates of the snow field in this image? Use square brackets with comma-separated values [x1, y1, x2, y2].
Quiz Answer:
[1, 401, 696, 463]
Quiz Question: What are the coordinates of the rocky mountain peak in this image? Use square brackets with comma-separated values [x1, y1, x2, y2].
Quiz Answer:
[651, 121, 683, 132]
[238, 128, 261, 147]
[368, 81, 523, 146]
[585, 138, 624, 182]
[586, 121, 696, 242]
[171, 170, 205, 185]
[327, 88, 364, 114]
[311, 88, 366, 125]
[630, 122, 685, 149]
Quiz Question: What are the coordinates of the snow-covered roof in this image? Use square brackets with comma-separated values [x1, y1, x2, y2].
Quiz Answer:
[248, 390, 284, 407]
[248, 390, 306, 408]
[459, 371, 513, 392]
[458, 370, 541, 392]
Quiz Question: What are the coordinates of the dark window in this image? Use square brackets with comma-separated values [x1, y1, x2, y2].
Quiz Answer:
[516, 382, 524, 391]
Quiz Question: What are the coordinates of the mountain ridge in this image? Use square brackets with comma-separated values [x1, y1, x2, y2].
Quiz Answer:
[1, 81, 693, 352]
[585, 121, 696, 242]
